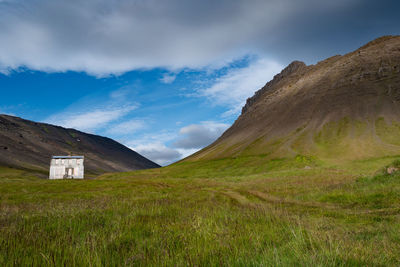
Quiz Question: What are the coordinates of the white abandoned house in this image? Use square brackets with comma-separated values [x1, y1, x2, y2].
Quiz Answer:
[49, 156, 84, 179]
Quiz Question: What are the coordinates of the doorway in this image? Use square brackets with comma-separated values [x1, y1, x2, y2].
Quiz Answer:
[64, 168, 74, 179]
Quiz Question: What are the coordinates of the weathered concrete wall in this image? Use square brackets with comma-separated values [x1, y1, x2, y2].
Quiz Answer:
[49, 157, 84, 179]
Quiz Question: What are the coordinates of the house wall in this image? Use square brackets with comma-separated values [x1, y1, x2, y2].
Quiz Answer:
[49, 158, 84, 179]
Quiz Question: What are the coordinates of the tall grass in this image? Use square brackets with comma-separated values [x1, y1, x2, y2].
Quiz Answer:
[1, 157, 400, 266]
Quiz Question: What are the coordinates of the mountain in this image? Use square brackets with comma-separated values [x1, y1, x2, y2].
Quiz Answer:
[0, 114, 159, 175]
[189, 36, 400, 163]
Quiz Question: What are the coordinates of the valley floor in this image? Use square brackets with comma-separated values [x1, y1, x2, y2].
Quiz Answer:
[1, 156, 400, 266]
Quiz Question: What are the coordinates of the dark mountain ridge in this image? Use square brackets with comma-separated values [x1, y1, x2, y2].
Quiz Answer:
[0, 114, 159, 175]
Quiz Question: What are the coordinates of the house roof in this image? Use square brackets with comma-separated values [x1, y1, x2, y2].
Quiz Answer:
[52, 156, 84, 159]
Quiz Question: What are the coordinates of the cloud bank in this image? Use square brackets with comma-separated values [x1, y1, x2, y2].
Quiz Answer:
[128, 121, 229, 166]
[0, 0, 383, 76]
[133, 142, 182, 166]
[173, 122, 229, 149]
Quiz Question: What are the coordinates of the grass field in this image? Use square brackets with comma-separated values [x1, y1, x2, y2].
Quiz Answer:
[1, 156, 400, 266]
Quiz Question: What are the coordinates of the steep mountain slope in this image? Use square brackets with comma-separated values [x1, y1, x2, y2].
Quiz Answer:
[189, 36, 400, 163]
[0, 114, 159, 174]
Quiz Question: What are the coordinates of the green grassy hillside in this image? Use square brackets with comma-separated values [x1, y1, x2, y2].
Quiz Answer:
[192, 117, 400, 167]
[1, 157, 400, 266]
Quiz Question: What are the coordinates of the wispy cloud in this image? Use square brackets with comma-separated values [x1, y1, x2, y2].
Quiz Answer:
[199, 57, 283, 116]
[46, 105, 137, 132]
[160, 73, 177, 84]
[45, 87, 139, 132]
[107, 119, 146, 135]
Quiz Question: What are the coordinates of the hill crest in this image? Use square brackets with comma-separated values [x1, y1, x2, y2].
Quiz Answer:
[188, 35, 400, 163]
[0, 114, 159, 175]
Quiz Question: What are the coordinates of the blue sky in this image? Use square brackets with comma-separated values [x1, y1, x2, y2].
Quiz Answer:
[1, 0, 399, 165]
[0, 57, 283, 165]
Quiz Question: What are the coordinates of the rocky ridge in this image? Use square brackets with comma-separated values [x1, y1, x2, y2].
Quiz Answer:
[188, 35, 400, 162]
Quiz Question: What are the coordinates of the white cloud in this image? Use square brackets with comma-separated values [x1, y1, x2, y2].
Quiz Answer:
[107, 119, 146, 135]
[128, 131, 177, 147]
[200, 58, 283, 116]
[131, 142, 182, 166]
[125, 131, 180, 165]
[124, 121, 229, 165]
[160, 73, 177, 84]
[0, 0, 359, 76]
[45, 87, 139, 132]
[173, 121, 229, 149]
[176, 148, 200, 159]
[109, 88, 131, 99]
[46, 105, 137, 132]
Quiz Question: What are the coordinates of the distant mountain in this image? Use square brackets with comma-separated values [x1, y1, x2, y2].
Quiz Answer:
[189, 36, 400, 163]
[0, 114, 159, 175]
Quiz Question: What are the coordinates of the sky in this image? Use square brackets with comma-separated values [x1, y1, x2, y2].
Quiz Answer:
[0, 0, 399, 165]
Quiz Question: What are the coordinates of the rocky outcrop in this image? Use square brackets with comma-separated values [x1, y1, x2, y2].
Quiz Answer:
[242, 61, 307, 114]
